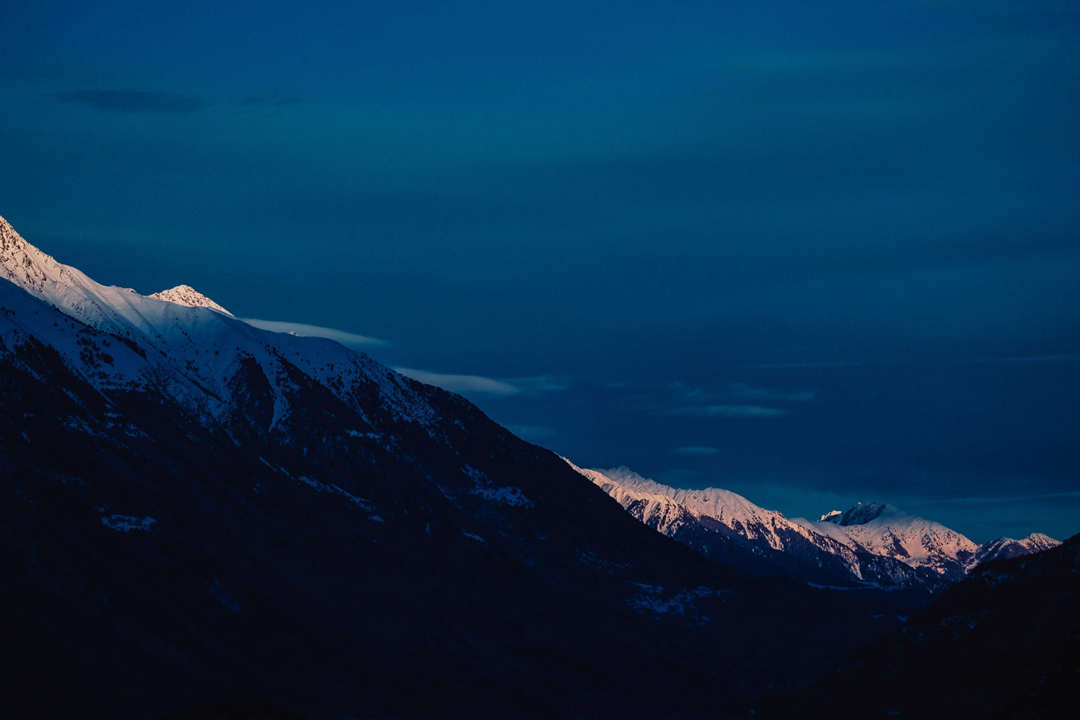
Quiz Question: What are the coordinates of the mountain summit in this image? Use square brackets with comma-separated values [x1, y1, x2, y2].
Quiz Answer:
[1, 215, 431, 426]
[0, 215, 140, 337]
[149, 284, 233, 316]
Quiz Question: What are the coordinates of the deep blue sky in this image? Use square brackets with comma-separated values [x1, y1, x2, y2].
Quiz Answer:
[2, 1, 1078, 540]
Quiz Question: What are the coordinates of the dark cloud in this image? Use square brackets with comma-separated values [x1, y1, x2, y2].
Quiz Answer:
[57, 89, 206, 114]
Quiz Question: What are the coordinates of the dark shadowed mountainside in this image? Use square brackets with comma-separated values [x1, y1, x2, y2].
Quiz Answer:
[756, 534, 1080, 719]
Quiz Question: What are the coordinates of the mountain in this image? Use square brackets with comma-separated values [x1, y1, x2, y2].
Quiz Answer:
[0, 215, 443, 433]
[800, 502, 979, 581]
[0, 216, 909, 718]
[575, 465, 1057, 590]
[574, 464, 942, 590]
[758, 533, 1080, 718]
[805, 504, 1060, 579]
[974, 532, 1060, 565]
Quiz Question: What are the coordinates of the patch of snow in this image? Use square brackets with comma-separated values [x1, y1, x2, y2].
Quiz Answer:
[296, 475, 374, 511]
[101, 514, 156, 532]
[470, 482, 534, 509]
[206, 578, 241, 613]
[461, 464, 487, 482]
[345, 429, 381, 440]
[627, 583, 728, 617]
[463, 464, 534, 508]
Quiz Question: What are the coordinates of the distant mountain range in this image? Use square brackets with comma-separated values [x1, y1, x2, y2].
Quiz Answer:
[572, 463, 1058, 590]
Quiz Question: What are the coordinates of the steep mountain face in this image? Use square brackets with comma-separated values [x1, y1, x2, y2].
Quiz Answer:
[760, 534, 1080, 718]
[574, 464, 939, 589]
[577, 465, 1057, 590]
[0, 216, 910, 718]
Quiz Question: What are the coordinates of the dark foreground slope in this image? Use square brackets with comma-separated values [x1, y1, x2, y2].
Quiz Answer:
[757, 534, 1080, 719]
[0, 280, 920, 718]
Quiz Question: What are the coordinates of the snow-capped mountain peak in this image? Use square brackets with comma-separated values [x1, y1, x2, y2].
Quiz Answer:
[1, 215, 184, 340]
[974, 532, 1061, 565]
[1023, 532, 1060, 549]
[149, 284, 233, 316]
[0, 215, 435, 426]
[800, 502, 978, 579]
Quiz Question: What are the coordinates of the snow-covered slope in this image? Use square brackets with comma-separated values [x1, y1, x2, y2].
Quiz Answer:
[578, 462, 833, 552]
[0, 215, 433, 428]
[1, 215, 163, 341]
[570, 463, 698, 536]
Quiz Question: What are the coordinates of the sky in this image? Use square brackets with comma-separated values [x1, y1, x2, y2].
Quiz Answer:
[2, 0, 1078, 541]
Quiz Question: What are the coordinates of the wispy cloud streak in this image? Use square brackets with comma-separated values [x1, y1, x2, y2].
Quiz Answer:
[242, 318, 389, 348]
[394, 368, 568, 398]
[394, 368, 521, 396]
